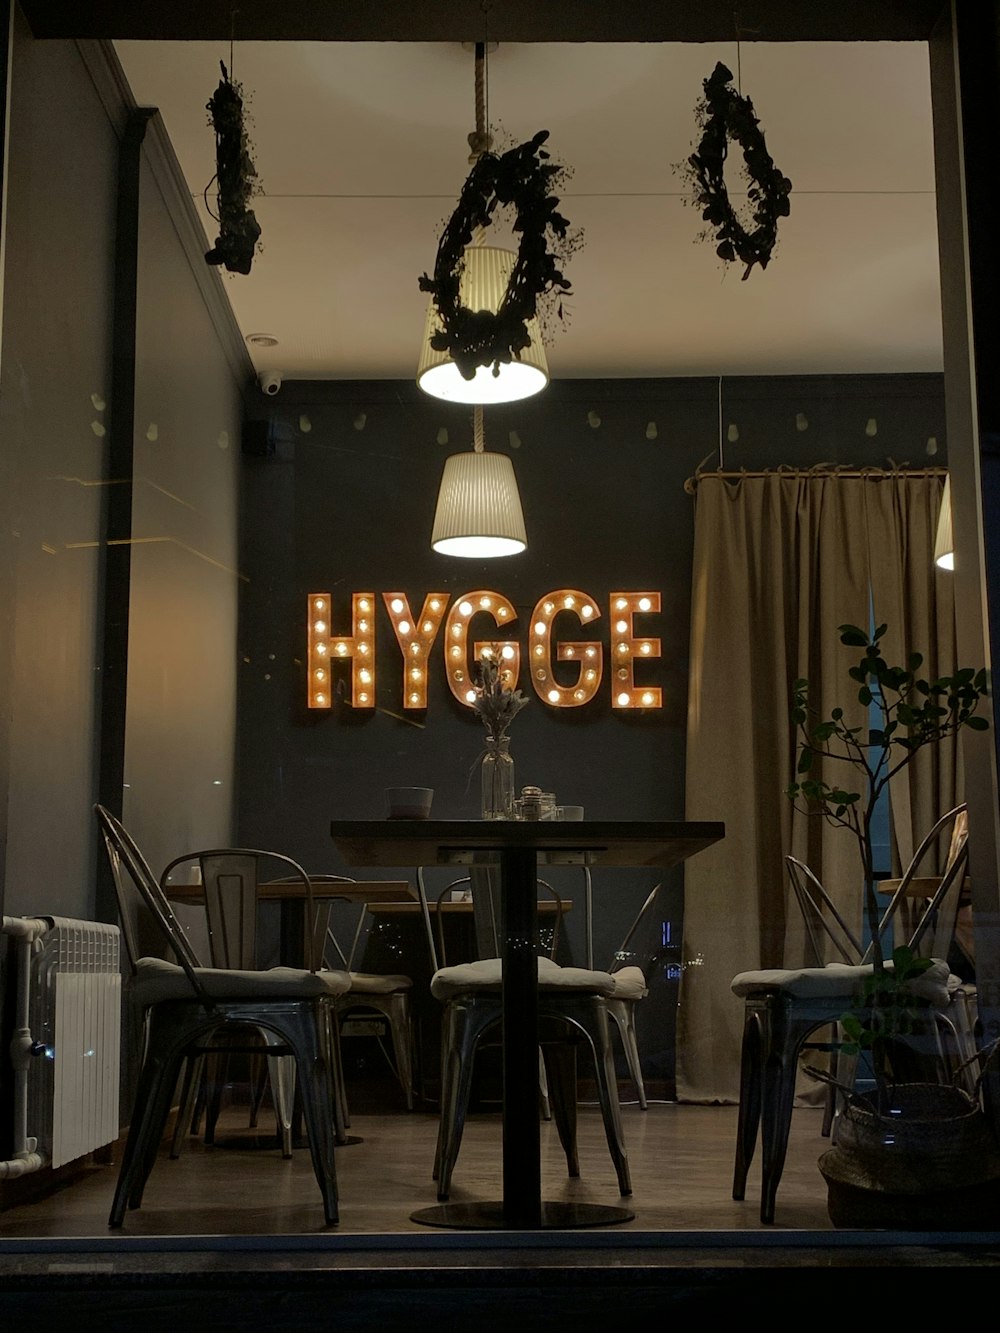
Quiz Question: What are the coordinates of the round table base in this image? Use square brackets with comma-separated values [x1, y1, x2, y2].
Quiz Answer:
[410, 1200, 635, 1230]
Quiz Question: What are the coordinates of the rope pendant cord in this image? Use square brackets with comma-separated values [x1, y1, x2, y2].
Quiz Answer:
[473, 404, 485, 453]
[467, 41, 493, 164]
[419, 13, 570, 386]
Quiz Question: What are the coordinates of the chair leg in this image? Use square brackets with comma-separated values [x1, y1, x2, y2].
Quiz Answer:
[539, 1040, 580, 1176]
[732, 1010, 762, 1201]
[330, 1013, 351, 1142]
[545, 996, 631, 1196]
[823, 1039, 856, 1137]
[265, 1045, 295, 1158]
[169, 1053, 202, 1158]
[434, 999, 495, 1200]
[276, 1002, 340, 1226]
[538, 1047, 552, 1120]
[609, 1000, 647, 1110]
[201, 1049, 228, 1146]
[385, 994, 415, 1112]
[248, 1050, 269, 1128]
[580, 1001, 632, 1196]
[757, 1006, 807, 1225]
[110, 1016, 191, 1226]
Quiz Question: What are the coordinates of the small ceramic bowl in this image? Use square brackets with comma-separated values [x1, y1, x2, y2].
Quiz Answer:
[385, 786, 434, 819]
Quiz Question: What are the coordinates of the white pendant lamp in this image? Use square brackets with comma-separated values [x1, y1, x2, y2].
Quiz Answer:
[416, 244, 549, 405]
[417, 41, 549, 406]
[431, 406, 527, 558]
[934, 474, 954, 571]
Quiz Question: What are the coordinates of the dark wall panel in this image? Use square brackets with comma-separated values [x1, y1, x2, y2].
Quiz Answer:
[0, 22, 117, 918]
[238, 372, 946, 1083]
[121, 148, 244, 876]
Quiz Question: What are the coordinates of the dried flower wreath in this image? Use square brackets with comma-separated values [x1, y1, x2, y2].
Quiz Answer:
[204, 62, 261, 275]
[684, 62, 792, 279]
[418, 130, 575, 381]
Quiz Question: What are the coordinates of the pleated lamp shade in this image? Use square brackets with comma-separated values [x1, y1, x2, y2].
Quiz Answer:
[934, 474, 954, 571]
[417, 245, 549, 405]
[431, 451, 527, 558]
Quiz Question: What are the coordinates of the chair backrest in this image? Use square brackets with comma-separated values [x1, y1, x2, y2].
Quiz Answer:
[882, 804, 970, 961]
[159, 847, 320, 971]
[785, 856, 864, 966]
[295, 874, 364, 970]
[608, 878, 667, 976]
[839, 802, 970, 964]
[94, 804, 207, 1002]
[415, 868, 440, 973]
[582, 867, 666, 976]
[414, 868, 563, 969]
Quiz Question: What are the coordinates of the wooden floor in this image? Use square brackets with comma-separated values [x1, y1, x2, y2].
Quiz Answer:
[4, 1093, 1000, 1330]
[0, 1094, 835, 1239]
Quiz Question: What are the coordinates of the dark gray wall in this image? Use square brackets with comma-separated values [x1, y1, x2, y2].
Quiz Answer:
[0, 18, 118, 918]
[239, 372, 947, 1083]
[0, 32, 247, 1166]
[0, 35, 246, 920]
[121, 135, 246, 874]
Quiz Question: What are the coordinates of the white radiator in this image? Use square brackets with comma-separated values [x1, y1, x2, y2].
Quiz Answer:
[26, 917, 122, 1169]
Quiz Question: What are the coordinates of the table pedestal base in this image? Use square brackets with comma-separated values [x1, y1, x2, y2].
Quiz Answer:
[410, 1200, 635, 1230]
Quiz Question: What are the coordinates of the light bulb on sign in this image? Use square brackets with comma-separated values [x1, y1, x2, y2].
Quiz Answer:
[306, 593, 377, 709]
[609, 590, 662, 710]
[306, 588, 663, 713]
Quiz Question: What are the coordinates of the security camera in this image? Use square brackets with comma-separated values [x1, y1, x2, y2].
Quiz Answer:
[259, 371, 282, 396]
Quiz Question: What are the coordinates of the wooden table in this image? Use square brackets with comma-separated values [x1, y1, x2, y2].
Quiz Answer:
[165, 878, 415, 966]
[367, 899, 566, 914]
[878, 875, 971, 900]
[165, 878, 415, 905]
[329, 818, 724, 1230]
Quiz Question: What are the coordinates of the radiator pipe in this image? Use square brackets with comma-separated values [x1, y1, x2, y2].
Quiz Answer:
[1, 916, 52, 1179]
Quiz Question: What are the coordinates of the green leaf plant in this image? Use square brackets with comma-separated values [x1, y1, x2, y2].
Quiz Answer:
[787, 623, 989, 1104]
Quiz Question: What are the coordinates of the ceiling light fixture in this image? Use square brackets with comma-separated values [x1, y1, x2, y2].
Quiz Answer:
[934, 473, 954, 571]
[431, 405, 527, 558]
[416, 244, 549, 404]
[416, 40, 552, 406]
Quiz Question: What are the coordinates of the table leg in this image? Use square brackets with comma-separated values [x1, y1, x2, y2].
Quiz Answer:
[501, 845, 542, 1227]
[279, 899, 305, 969]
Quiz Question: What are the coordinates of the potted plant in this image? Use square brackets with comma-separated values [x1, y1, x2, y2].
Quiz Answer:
[787, 622, 1000, 1226]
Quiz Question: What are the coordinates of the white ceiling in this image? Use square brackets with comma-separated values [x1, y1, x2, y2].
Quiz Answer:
[113, 39, 942, 385]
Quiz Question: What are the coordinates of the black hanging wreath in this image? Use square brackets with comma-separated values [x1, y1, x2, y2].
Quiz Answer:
[418, 130, 574, 381]
[204, 62, 262, 276]
[685, 62, 792, 279]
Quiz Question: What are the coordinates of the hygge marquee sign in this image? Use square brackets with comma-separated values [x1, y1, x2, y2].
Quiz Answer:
[307, 589, 663, 712]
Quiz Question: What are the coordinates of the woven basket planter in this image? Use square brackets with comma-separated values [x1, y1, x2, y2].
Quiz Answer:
[819, 1082, 1000, 1228]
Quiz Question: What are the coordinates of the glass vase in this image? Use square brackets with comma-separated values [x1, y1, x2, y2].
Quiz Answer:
[481, 736, 515, 820]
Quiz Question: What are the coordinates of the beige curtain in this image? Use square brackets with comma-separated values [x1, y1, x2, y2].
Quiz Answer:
[676, 471, 954, 1103]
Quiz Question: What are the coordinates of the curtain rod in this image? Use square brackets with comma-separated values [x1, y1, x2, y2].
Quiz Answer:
[684, 463, 947, 495]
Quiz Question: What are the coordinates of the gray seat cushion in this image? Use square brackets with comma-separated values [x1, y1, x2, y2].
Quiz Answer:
[132, 956, 352, 1006]
[610, 965, 648, 1001]
[346, 971, 412, 995]
[431, 954, 617, 1001]
[731, 958, 955, 1005]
